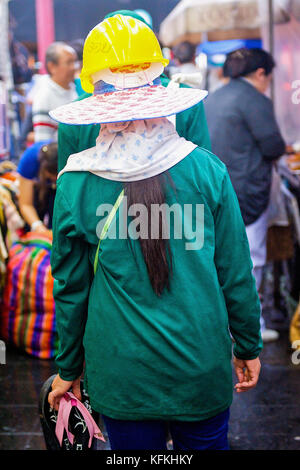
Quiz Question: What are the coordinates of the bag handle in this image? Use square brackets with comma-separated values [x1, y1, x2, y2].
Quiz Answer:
[93, 189, 124, 275]
[55, 391, 105, 448]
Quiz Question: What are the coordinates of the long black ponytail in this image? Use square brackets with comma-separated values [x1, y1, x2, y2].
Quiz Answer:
[124, 173, 173, 297]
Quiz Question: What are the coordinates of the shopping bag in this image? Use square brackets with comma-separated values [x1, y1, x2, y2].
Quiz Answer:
[0, 231, 58, 359]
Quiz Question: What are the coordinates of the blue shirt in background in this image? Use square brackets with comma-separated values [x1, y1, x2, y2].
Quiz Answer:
[17, 140, 51, 180]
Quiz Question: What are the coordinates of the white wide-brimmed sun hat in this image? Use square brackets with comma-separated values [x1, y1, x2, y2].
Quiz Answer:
[49, 14, 208, 126]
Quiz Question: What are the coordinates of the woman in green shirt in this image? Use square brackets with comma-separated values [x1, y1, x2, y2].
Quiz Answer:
[48, 15, 262, 450]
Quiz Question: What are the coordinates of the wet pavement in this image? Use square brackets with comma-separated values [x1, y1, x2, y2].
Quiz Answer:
[0, 307, 299, 451]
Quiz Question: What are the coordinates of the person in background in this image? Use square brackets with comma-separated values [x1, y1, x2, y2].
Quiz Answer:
[19, 61, 45, 151]
[32, 42, 78, 143]
[204, 48, 286, 343]
[9, 33, 33, 86]
[207, 63, 230, 93]
[170, 41, 205, 89]
[69, 39, 85, 96]
[57, 10, 211, 173]
[17, 142, 57, 233]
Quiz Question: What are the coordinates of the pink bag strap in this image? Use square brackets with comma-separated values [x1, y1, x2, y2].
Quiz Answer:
[55, 392, 105, 448]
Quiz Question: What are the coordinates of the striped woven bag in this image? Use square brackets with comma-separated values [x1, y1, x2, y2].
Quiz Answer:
[0, 232, 58, 359]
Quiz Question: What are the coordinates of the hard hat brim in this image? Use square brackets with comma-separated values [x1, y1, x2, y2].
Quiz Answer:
[49, 85, 208, 126]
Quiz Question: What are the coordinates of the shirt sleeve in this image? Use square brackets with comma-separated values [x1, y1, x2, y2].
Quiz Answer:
[57, 92, 94, 173]
[17, 144, 40, 179]
[213, 170, 263, 360]
[242, 95, 286, 160]
[176, 91, 212, 151]
[58, 123, 78, 173]
[50, 183, 93, 380]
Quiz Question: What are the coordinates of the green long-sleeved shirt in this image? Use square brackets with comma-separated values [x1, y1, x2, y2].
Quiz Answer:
[51, 146, 262, 421]
[57, 75, 211, 173]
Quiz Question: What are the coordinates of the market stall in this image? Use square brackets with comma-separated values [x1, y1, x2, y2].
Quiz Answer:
[0, 0, 13, 160]
[261, 3, 300, 322]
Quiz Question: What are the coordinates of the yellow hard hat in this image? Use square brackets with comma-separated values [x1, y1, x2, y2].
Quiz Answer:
[80, 14, 169, 94]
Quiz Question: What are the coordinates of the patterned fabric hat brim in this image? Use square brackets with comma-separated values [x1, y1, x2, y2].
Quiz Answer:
[49, 84, 208, 126]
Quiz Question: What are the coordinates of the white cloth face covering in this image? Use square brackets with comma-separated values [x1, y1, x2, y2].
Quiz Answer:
[58, 117, 197, 182]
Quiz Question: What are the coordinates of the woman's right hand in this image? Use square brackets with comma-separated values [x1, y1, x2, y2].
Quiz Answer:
[48, 374, 82, 411]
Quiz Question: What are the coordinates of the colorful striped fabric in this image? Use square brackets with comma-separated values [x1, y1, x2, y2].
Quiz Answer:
[0, 232, 58, 359]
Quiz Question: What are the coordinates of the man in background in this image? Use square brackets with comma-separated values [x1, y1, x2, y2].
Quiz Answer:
[32, 42, 77, 142]
[170, 41, 205, 89]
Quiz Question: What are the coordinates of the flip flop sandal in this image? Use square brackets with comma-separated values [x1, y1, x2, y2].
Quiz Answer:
[39, 374, 105, 450]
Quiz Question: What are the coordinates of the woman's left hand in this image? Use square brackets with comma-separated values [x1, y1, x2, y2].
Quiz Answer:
[48, 374, 82, 411]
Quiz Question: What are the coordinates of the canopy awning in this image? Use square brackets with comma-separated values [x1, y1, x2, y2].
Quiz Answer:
[159, 0, 262, 47]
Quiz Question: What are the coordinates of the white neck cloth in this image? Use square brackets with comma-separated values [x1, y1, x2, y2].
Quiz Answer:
[58, 118, 196, 182]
